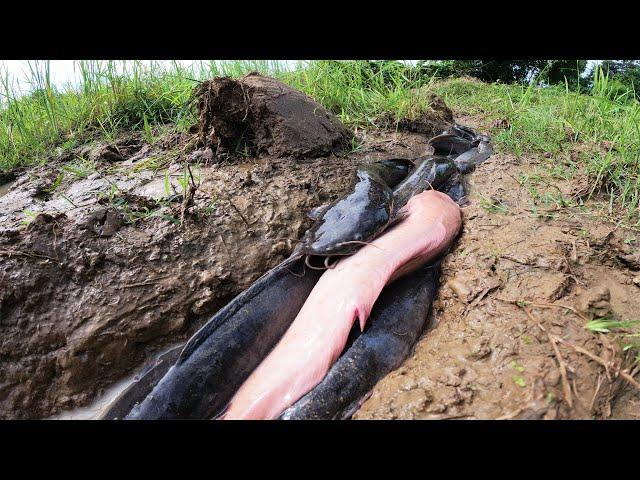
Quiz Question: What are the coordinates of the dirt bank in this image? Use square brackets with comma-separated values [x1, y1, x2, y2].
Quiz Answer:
[355, 114, 640, 420]
[0, 81, 454, 418]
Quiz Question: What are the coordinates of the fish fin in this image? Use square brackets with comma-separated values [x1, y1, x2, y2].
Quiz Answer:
[339, 390, 375, 420]
[307, 204, 330, 221]
[357, 305, 369, 332]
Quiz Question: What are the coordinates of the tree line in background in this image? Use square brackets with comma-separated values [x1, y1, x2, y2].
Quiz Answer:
[365, 60, 640, 102]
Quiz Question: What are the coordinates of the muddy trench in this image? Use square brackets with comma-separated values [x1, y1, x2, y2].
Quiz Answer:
[1, 75, 639, 420]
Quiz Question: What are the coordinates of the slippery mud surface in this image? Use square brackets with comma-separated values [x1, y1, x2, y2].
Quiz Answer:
[0, 98, 451, 418]
[355, 115, 640, 420]
[3, 81, 639, 419]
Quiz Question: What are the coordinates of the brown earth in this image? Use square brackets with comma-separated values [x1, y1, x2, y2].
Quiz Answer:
[354, 115, 640, 420]
[2, 81, 638, 420]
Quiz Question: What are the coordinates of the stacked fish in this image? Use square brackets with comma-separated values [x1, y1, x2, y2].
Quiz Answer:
[102, 124, 492, 420]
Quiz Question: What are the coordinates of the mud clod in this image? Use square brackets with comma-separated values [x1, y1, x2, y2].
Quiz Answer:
[194, 72, 351, 158]
[576, 286, 612, 318]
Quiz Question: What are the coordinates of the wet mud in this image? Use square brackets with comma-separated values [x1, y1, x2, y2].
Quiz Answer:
[0, 89, 452, 418]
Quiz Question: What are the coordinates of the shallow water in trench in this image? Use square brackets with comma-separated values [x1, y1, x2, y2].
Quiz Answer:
[0, 180, 15, 197]
[49, 343, 184, 420]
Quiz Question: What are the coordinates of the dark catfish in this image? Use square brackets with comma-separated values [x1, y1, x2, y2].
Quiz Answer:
[123, 256, 322, 419]
[428, 133, 476, 155]
[292, 158, 413, 260]
[450, 140, 493, 174]
[279, 261, 441, 420]
[391, 156, 457, 218]
[101, 344, 184, 420]
[444, 124, 477, 141]
[442, 172, 466, 203]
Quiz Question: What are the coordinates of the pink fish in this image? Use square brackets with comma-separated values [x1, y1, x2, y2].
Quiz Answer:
[223, 190, 462, 420]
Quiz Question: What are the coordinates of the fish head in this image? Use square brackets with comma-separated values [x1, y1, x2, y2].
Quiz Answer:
[300, 174, 394, 256]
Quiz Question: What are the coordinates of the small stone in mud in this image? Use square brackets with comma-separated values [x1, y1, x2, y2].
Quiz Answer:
[85, 207, 122, 237]
[467, 341, 492, 360]
[544, 368, 561, 387]
[632, 276, 640, 287]
[446, 276, 473, 302]
[576, 285, 612, 317]
[87, 143, 125, 163]
[188, 147, 215, 164]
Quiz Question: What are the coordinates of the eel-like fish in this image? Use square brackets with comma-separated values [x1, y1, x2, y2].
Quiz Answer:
[391, 156, 457, 219]
[444, 124, 478, 142]
[428, 133, 476, 155]
[279, 260, 441, 420]
[102, 344, 184, 420]
[222, 190, 461, 419]
[450, 140, 493, 174]
[123, 256, 323, 419]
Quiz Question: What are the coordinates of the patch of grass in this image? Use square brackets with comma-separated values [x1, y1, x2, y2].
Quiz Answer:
[61, 156, 96, 179]
[586, 316, 640, 333]
[510, 360, 525, 373]
[434, 70, 640, 222]
[20, 209, 38, 225]
[0, 60, 439, 174]
[479, 195, 509, 214]
[512, 375, 526, 388]
[586, 316, 640, 363]
[0, 60, 288, 173]
[283, 60, 437, 128]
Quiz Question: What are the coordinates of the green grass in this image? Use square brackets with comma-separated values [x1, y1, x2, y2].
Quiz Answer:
[586, 316, 640, 363]
[433, 70, 640, 222]
[2, 60, 640, 222]
[0, 60, 435, 174]
[0, 60, 290, 173]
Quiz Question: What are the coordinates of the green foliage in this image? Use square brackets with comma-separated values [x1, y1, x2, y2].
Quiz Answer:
[283, 60, 436, 128]
[434, 75, 640, 221]
[416, 60, 587, 87]
[584, 61, 640, 100]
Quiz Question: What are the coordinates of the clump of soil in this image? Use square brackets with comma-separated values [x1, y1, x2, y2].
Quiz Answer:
[194, 72, 352, 158]
[396, 92, 455, 136]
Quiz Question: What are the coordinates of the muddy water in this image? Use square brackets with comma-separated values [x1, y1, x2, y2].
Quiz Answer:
[49, 371, 139, 420]
[49, 343, 184, 420]
[0, 180, 14, 197]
